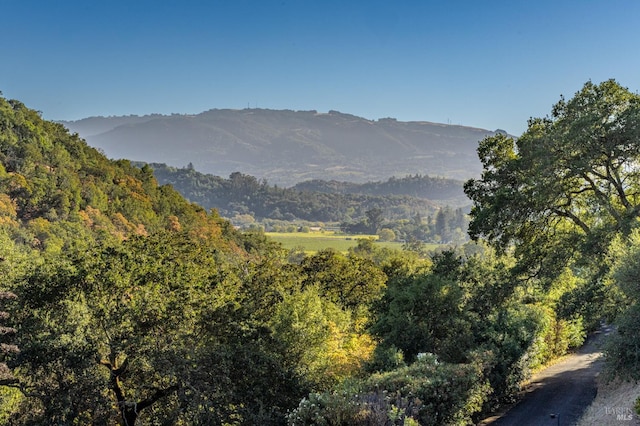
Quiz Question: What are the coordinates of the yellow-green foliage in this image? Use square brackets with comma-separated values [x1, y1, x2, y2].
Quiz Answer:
[603, 229, 640, 380]
[270, 287, 375, 390]
[266, 231, 409, 253]
[0, 96, 234, 250]
[527, 268, 587, 369]
[288, 354, 490, 426]
[0, 388, 22, 424]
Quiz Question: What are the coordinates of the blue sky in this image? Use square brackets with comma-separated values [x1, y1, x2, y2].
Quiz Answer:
[1, 0, 639, 135]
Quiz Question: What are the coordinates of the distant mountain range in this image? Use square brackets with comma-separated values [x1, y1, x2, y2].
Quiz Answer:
[61, 109, 502, 186]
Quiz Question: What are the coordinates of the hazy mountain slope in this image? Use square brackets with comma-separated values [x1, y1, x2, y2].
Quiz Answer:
[61, 114, 167, 136]
[61, 109, 498, 186]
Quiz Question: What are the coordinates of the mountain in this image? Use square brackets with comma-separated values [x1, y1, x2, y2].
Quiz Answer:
[61, 109, 499, 186]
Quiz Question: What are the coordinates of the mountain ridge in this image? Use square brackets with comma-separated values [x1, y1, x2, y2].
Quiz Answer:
[61, 109, 500, 186]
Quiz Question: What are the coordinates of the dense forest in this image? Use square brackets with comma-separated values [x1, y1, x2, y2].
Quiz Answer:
[0, 79, 638, 425]
[145, 164, 444, 222]
[292, 174, 464, 200]
[145, 164, 470, 243]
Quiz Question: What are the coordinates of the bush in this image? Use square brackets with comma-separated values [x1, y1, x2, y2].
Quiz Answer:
[604, 305, 640, 380]
[288, 354, 490, 426]
[378, 228, 396, 242]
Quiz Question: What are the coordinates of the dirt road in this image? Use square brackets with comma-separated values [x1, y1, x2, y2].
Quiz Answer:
[479, 326, 611, 426]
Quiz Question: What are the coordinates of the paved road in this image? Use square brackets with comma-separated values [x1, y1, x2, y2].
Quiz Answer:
[479, 326, 611, 426]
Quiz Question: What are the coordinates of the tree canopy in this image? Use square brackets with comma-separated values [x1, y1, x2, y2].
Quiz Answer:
[465, 79, 640, 276]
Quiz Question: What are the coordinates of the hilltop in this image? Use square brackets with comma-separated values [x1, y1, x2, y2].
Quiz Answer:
[61, 109, 500, 186]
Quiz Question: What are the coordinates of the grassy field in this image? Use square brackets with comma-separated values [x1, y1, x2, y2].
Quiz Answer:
[265, 231, 438, 254]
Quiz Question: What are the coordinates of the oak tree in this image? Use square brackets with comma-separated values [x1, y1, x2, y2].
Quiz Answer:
[465, 80, 640, 276]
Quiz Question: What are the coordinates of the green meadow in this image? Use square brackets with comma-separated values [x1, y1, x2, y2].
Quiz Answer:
[265, 231, 438, 253]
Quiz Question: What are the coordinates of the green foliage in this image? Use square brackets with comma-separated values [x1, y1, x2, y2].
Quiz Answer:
[608, 229, 640, 303]
[477, 303, 542, 406]
[603, 229, 640, 381]
[528, 310, 585, 370]
[1, 88, 629, 425]
[287, 389, 421, 426]
[371, 250, 503, 364]
[366, 354, 490, 426]
[0, 95, 236, 253]
[300, 249, 387, 311]
[366, 346, 406, 373]
[465, 79, 640, 277]
[288, 354, 490, 426]
[371, 269, 466, 362]
[604, 305, 640, 380]
[271, 287, 376, 390]
[148, 164, 469, 244]
[378, 228, 396, 242]
[10, 232, 303, 424]
[369, 248, 577, 414]
[462, 81, 640, 408]
[150, 164, 463, 222]
[152, 166, 417, 222]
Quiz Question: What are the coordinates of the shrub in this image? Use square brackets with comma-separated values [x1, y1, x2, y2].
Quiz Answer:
[288, 354, 491, 426]
[604, 305, 640, 380]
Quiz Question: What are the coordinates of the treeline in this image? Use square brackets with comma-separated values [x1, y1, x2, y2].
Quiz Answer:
[0, 80, 638, 425]
[0, 98, 238, 252]
[340, 206, 468, 244]
[146, 164, 462, 223]
[145, 163, 470, 243]
[293, 174, 464, 200]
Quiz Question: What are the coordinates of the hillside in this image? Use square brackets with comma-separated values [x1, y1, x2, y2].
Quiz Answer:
[61, 109, 500, 186]
[293, 174, 465, 202]
[0, 97, 239, 252]
[146, 163, 468, 222]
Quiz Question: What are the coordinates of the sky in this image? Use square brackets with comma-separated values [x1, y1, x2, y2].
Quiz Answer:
[1, 0, 639, 135]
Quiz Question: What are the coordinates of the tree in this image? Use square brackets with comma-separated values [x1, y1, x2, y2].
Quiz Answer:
[0, 230, 26, 392]
[11, 232, 300, 424]
[378, 228, 396, 242]
[434, 208, 451, 242]
[300, 249, 387, 311]
[0, 290, 18, 387]
[270, 287, 375, 390]
[370, 251, 468, 362]
[602, 230, 640, 380]
[365, 208, 385, 234]
[465, 80, 640, 276]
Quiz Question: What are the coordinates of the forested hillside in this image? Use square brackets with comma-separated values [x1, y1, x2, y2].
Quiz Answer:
[144, 163, 470, 244]
[293, 174, 464, 201]
[0, 98, 238, 251]
[0, 80, 638, 425]
[146, 164, 440, 221]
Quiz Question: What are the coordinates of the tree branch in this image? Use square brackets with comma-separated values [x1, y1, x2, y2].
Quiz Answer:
[581, 172, 623, 224]
[137, 384, 179, 412]
[550, 207, 591, 235]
